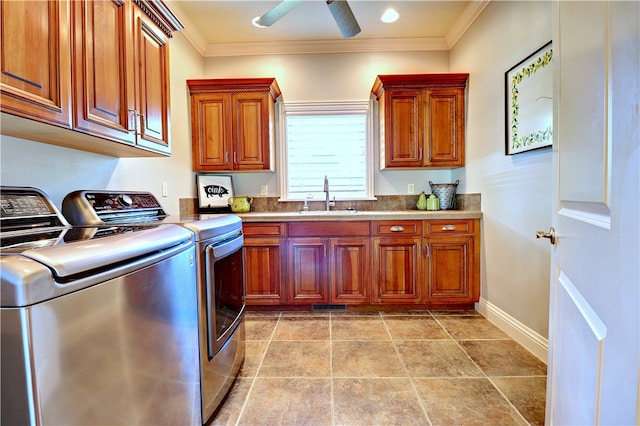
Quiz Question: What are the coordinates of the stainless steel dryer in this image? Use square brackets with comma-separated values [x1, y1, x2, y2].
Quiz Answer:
[62, 189, 246, 424]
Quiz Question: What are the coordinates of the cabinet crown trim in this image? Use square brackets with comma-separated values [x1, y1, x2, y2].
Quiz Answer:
[371, 73, 469, 98]
[187, 78, 282, 99]
[133, 0, 183, 37]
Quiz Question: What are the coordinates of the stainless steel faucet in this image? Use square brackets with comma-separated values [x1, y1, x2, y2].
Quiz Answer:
[324, 175, 330, 211]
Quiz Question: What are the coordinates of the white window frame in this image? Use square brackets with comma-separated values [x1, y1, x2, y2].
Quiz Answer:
[278, 101, 375, 201]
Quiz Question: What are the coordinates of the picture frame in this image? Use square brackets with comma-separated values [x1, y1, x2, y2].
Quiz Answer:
[196, 174, 234, 212]
[505, 41, 554, 155]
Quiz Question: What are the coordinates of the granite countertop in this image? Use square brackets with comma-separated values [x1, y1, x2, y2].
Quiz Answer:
[235, 209, 482, 222]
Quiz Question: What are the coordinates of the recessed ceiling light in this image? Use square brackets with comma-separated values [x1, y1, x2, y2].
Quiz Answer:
[252, 16, 267, 28]
[381, 8, 399, 23]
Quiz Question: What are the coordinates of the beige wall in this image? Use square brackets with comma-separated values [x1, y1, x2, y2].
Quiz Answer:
[451, 1, 553, 337]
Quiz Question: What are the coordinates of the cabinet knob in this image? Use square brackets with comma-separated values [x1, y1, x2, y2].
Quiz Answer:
[441, 225, 457, 231]
[390, 225, 405, 232]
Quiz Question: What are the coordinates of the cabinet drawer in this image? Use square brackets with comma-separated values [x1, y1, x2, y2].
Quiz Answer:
[373, 220, 422, 236]
[243, 222, 286, 237]
[424, 219, 475, 235]
[288, 221, 371, 237]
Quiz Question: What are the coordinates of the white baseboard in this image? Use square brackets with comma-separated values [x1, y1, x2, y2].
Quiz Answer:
[475, 298, 549, 363]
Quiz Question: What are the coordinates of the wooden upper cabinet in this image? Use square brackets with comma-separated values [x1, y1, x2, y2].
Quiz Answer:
[188, 78, 281, 172]
[73, 0, 135, 144]
[74, 0, 173, 154]
[372, 74, 468, 169]
[0, 0, 71, 127]
[131, 5, 171, 153]
[0, 0, 181, 157]
[426, 88, 465, 167]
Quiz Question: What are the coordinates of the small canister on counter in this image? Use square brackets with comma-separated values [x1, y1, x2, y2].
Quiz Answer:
[426, 194, 439, 211]
[416, 192, 428, 210]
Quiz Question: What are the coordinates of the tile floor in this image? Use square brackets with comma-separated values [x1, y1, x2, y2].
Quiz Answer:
[210, 310, 547, 426]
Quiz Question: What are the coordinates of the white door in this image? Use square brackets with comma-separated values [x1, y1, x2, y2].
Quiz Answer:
[545, 2, 639, 424]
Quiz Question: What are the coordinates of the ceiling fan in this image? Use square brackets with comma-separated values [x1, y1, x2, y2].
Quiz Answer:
[254, 0, 361, 38]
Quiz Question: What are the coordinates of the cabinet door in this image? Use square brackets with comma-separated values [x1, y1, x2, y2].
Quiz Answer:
[132, 6, 171, 154]
[381, 90, 424, 168]
[0, 0, 71, 127]
[191, 93, 232, 171]
[288, 238, 328, 304]
[424, 88, 465, 167]
[72, 0, 135, 144]
[330, 238, 371, 304]
[426, 236, 476, 302]
[373, 237, 422, 303]
[232, 92, 273, 170]
[244, 238, 286, 305]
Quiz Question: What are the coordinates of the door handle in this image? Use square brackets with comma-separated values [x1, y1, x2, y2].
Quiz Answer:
[536, 227, 556, 245]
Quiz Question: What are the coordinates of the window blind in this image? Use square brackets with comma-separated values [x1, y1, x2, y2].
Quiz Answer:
[286, 113, 368, 200]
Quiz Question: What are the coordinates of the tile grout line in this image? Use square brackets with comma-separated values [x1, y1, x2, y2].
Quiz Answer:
[233, 312, 283, 426]
[380, 311, 434, 426]
[431, 314, 532, 426]
[329, 312, 335, 426]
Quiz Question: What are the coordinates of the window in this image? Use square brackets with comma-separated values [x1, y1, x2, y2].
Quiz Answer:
[279, 102, 374, 201]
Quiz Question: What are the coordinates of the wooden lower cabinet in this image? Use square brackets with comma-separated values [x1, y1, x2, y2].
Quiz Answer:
[373, 237, 422, 303]
[288, 238, 328, 304]
[243, 223, 286, 305]
[330, 238, 371, 304]
[424, 219, 480, 304]
[287, 237, 371, 305]
[244, 218, 479, 308]
[244, 238, 286, 305]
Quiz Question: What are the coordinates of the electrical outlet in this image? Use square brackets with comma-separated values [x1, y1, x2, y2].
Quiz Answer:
[260, 185, 268, 196]
[161, 182, 168, 197]
[408, 183, 415, 194]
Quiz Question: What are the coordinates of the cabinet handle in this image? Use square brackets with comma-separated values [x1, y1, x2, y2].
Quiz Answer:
[425, 244, 430, 257]
[225, 152, 229, 164]
[442, 225, 457, 231]
[418, 148, 423, 161]
[390, 225, 405, 232]
[128, 109, 139, 134]
[233, 152, 237, 164]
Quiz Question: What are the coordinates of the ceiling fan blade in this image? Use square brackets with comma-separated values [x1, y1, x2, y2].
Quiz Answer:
[255, 0, 303, 27]
[326, 0, 361, 38]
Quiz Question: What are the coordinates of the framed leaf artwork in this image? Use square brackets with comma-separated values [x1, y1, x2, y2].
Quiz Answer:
[505, 41, 554, 155]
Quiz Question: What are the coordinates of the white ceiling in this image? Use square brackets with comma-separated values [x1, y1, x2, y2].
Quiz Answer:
[166, 0, 490, 57]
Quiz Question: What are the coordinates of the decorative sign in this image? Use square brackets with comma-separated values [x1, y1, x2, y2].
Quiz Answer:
[196, 174, 234, 210]
[505, 42, 553, 155]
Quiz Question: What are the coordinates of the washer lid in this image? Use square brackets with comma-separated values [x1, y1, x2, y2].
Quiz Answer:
[21, 224, 193, 279]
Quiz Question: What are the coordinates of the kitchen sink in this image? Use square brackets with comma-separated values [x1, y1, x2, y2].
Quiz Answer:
[296, 209, 359, 215]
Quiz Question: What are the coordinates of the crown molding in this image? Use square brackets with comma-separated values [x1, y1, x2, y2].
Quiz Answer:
[446, 0, 491, 48]
[167, 0, 491, 58]
[165, 0, 207, 55]
[202, 37, 449, 57]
